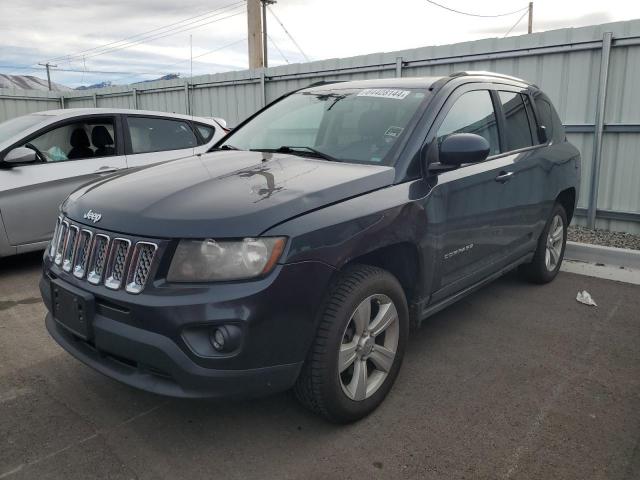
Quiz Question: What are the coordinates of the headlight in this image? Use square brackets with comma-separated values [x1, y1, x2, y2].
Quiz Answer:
[167, 237, 286, 282]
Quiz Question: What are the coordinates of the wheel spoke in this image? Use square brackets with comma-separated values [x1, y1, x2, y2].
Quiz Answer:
[369, 302, 397, 337]
[369, 345, 395, 373]
[348, 359, 368, 401]
[339, 341, 358, 373]
[549, 245, 558, 265]
[545, 248, 551, 268]
[351, 299, 371, 335]
[551, 224, 563, 242]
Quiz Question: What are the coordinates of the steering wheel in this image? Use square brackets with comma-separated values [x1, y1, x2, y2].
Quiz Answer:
[24, 143, 47, 163]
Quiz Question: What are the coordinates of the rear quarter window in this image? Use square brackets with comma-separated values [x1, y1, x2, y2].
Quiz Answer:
[533, 92, 565, 143]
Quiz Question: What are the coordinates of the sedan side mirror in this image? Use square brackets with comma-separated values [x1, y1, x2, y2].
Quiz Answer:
[3, 146, 37, 165]
[537, 125, 548, 144]
[439, 133, 490, 166]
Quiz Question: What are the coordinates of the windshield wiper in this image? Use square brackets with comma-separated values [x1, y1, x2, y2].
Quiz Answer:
[252, 146, 339, 162]
[212, 144, 240, 151]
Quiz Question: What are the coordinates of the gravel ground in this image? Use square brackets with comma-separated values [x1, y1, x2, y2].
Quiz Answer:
[568, 226, 640, 251]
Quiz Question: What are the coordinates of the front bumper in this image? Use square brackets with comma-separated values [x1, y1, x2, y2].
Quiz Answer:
[41, 260, 335, 399]
[45, 313, 301, 398]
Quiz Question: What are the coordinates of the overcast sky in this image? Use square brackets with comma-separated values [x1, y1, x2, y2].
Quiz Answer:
[1, 0, 639, 88]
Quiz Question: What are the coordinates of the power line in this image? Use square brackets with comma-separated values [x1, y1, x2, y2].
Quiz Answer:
[267, 5, 309, 62]
[503, 9, 529, 37]
[267, 34, 290, 64]
[114, 38, 248, 83]
[46, 1, 246, 64]
[424, 0, 528, 18]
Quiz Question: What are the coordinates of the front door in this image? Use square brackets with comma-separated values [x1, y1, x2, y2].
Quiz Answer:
[0, 116, 126, 246]
[424, 87, 523, 302]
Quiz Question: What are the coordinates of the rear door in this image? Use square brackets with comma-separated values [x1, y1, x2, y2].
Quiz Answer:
[123, 115, 200, 168]
[492, 87, 549, 256]
[423, 85, 527, 302]
[0, 115, 126, 246]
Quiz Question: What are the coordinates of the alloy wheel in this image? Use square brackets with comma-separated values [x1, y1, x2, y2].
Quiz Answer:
[338, 294, 399, 401]
[545, 214, 564, 271]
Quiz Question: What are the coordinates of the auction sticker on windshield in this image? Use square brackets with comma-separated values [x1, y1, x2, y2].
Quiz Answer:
[357, 88, 411, 100]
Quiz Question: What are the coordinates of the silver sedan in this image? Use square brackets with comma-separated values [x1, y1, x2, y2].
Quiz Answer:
[0, 108, 227, 258]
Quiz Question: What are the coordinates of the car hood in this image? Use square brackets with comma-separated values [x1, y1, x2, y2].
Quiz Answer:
[63, 150, 395, 238]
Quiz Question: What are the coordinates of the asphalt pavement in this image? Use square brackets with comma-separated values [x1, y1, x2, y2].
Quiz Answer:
[1, 251, 639, 480]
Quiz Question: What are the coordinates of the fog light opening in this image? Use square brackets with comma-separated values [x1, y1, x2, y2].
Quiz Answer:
[210, 325, 242, 353]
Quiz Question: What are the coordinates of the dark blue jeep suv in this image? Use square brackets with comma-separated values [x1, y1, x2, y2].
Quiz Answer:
[41, 72, 580, 422]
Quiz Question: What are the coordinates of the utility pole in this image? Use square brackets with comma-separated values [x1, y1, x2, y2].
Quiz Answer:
[261, 1, 276, 68]
[38, 62, 56, 91]
[247, 0, 264, 69]
[528, 2, 533, 34]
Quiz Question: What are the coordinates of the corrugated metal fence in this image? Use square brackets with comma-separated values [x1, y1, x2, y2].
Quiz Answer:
[1, 20, 639, 233]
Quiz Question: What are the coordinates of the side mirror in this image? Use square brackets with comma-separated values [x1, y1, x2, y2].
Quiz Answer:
[3, 146, 37, 165]
[439, 133, 490, 166]
[537, 125, 548, 143]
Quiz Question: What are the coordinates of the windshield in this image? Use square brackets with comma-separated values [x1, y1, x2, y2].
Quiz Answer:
[220, 87, 428, 165]
[0, 114, 48, 143]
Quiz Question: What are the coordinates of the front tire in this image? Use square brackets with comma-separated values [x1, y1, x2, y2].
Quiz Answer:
[294, 264, 409, 423]
[520, 203, 568, 283]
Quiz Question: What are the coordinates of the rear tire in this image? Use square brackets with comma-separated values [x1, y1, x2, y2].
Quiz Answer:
[520, 203, 568, 284]
[294, 264, 409, 423]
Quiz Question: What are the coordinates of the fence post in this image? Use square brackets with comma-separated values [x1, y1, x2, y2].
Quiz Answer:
[395, 57, 403, 78]
[132, 88, 138, 109]
[587, 31, 613, 229]
[260, 68, 266, 108]
[92, 93, 98, 107]
[59, 96, 65, 109]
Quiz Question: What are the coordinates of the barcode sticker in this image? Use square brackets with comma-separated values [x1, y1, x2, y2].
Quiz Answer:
[357, 88, 411, 100]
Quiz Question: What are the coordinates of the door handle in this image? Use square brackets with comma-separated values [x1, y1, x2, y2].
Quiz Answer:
[495, 171, 514, 183]
[95, 166, 120, 174]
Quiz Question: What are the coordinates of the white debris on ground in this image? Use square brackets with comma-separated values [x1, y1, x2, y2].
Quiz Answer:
[568, 226, 640, 251]
[576, 290, 598, 306]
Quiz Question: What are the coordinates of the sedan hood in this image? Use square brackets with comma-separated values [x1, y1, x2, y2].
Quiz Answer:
[63, 150, 395, 238]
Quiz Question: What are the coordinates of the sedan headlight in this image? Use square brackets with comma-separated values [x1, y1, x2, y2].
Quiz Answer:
[167, 237, 287, 282]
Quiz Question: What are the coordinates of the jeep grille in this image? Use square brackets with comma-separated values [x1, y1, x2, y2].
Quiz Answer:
[50, 217, 158, 294]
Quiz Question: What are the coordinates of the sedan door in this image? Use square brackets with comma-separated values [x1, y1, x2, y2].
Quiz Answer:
[0, 116, 126, 246]
[124, 115, 201, 168]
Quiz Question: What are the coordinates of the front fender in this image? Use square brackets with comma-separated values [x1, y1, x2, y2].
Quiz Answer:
[264, 179, 437, 294]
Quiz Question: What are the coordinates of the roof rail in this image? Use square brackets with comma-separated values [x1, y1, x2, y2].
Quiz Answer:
[449, 71, 529, 84]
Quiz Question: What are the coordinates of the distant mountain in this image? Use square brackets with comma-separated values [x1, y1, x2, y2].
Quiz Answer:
[132, 73, 180, 84]
[75, 81, 113, 90]
[72, 74, 181, 90]
[0, 74, 71, 91]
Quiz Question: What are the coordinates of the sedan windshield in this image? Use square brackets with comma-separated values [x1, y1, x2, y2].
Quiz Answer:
[220, 87, 428, 165]
[0, 114, 48, 143]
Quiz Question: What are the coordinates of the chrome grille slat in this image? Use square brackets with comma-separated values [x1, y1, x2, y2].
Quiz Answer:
[104, 238, 131, 290]
[54, 221, 69, 266]
[49, 217, 62, 258]
[73, 229, 93, 279]
[87, 234, 110, 285]
[126, 242, 158, 294]
[62, 225, 79, 272]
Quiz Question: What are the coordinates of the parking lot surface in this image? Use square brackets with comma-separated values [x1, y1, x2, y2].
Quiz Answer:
[1, 252, 639, 480]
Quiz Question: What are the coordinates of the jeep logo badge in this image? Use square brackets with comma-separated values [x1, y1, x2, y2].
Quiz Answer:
[83, 209, 102, 223]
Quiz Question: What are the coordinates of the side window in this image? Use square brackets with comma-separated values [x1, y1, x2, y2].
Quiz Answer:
[127, 117, 198, 154]
[498, 91, 533, 151]
[195, 124, 215, 143]
[24, 118, 116, 162]
[437, 90, 500, 156]
[532, 92, 564, 142]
